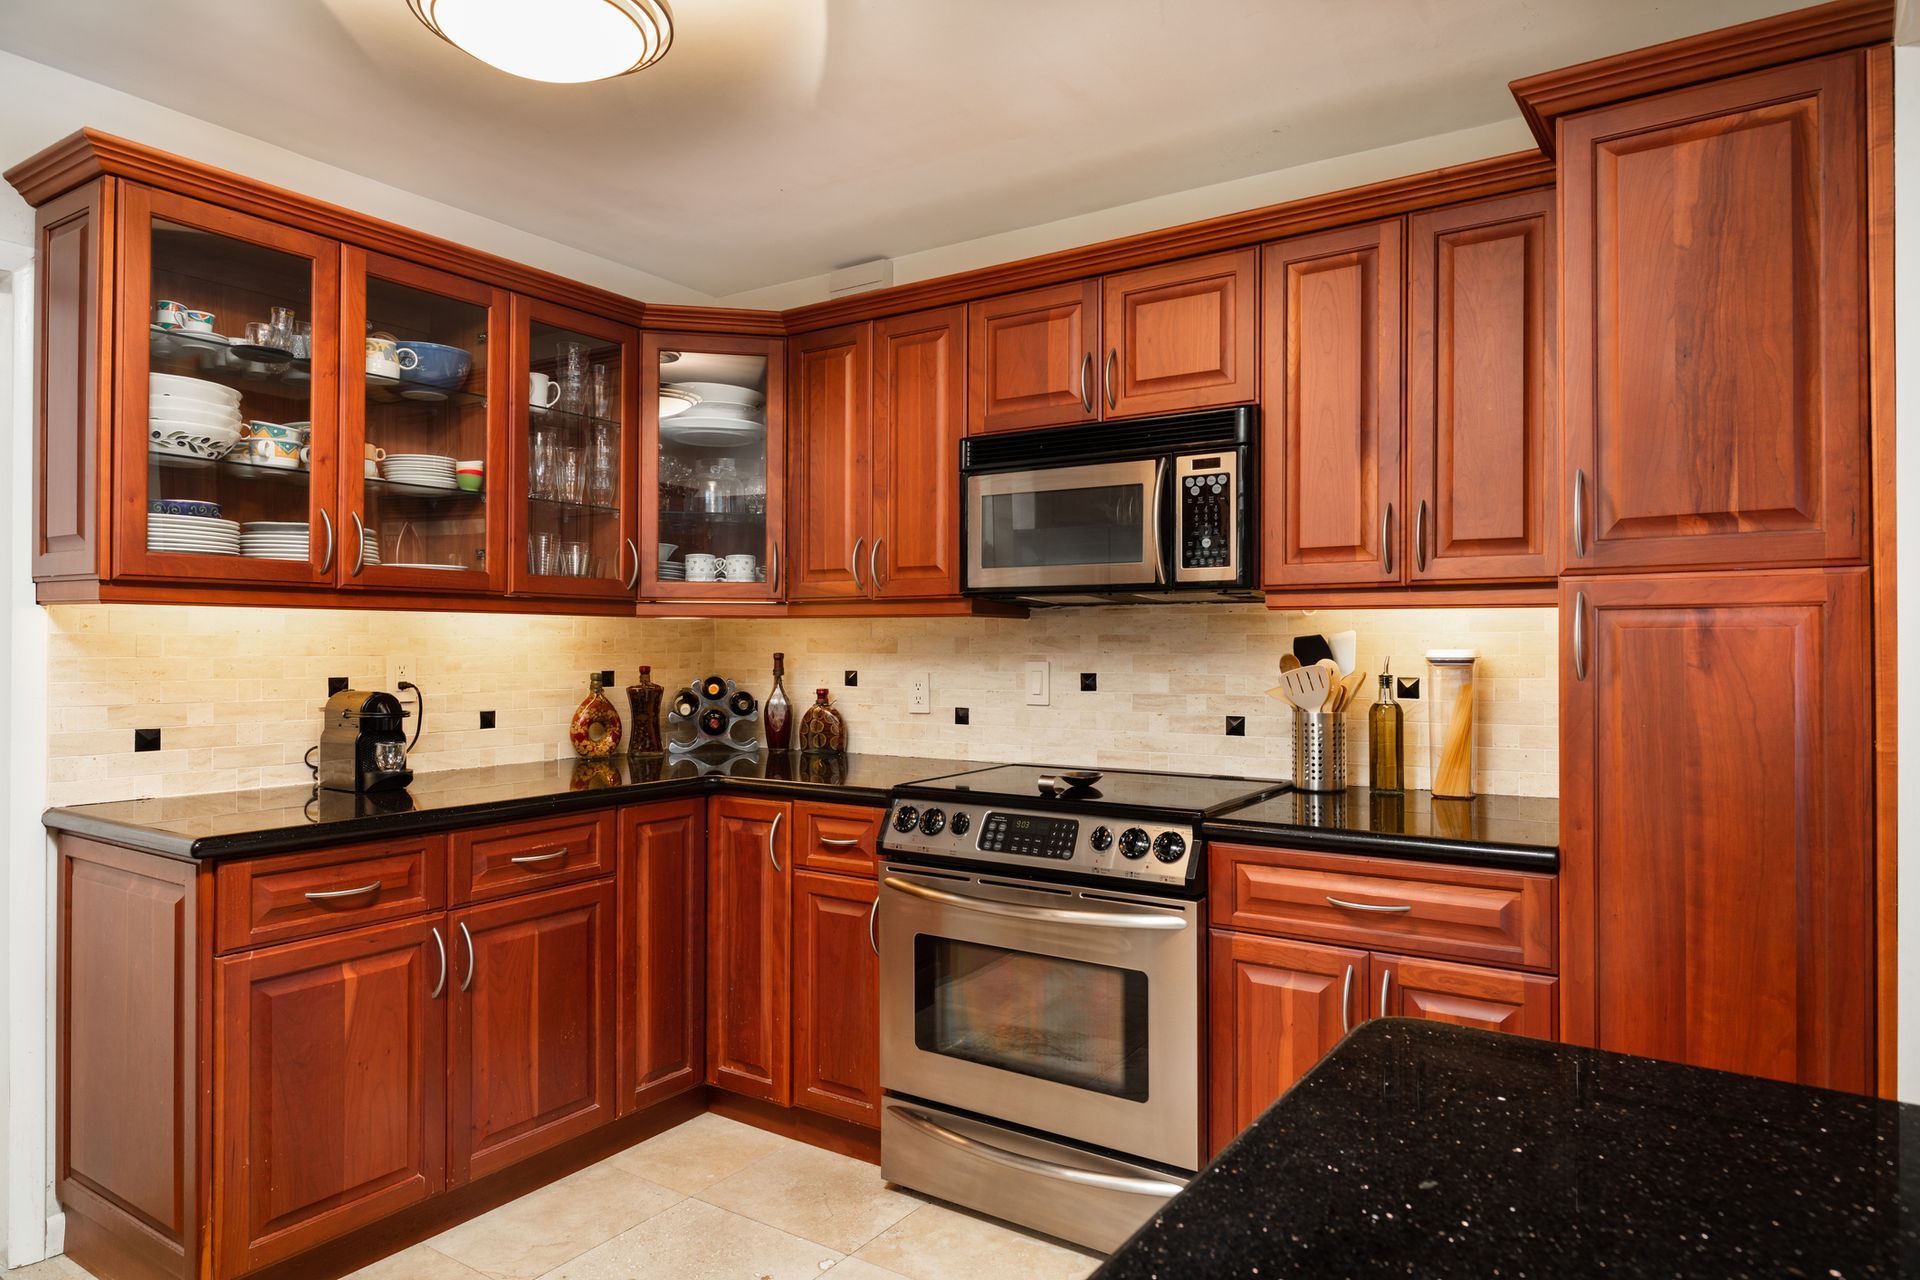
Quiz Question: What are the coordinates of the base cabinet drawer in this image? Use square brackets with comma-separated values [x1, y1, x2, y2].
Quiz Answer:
[214, 834, 448, 952]
[793, 801, 884, 877]
[453, 811, 615, 903]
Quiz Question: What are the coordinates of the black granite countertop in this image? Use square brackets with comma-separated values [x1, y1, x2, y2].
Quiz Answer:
[1096, 1019, 1915, 1279]
[1206, 787, 1558, 871]
[42, 751, 989, 860]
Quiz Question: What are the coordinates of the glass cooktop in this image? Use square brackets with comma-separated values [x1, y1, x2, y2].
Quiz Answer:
[899, 763, 1288, 819]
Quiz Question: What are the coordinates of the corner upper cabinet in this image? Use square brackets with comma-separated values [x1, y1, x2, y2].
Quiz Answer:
[1261, 220, 1404, 588]
[788, 323, 873, 600]
[1099, 249, 1257, 419]
[968, 280, 1100, 434]
[1559, 53, 1867, 572]
[508, 299, 641, 599]
[1407, 191, 1557, 582]
[640, 332, 785, 600]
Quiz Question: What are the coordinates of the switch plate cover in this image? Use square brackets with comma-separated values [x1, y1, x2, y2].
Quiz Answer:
[1024, 660, 1050, 706]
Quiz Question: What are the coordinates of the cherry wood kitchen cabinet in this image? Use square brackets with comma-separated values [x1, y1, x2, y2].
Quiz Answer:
[215, 918, 448, 1276]
[1260, 220, 1405, 588]
[1559, 54, 1867, 573]
[1406, 190, 1557, 582]
[792, 870, 881, 1126]
[1560, 569, 1872, 1091]
[1374, 955, 1557, 1037]
[968, 280, 1101, 434]
[1099, 250, 1258, 418]
[706, 795, 793, 1103]
[618, 799, 707, 1115]
[449, 878, 618, 1183]
[788, 323, 873, 600]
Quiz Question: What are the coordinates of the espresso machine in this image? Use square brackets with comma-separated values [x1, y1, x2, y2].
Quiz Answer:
[318, 690, 414, 792]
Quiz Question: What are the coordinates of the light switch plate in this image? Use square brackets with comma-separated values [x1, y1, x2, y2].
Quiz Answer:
[1024, 660, 1050, 707]
[909, 673, 931, 714]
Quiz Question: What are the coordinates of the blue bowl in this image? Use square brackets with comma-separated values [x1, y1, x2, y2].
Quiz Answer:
[395, 341, 473, 391]
[149, 499, 222, 519]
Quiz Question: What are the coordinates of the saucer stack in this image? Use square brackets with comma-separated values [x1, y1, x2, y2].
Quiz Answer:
[382, 454, 458, 491]
[148, 512, 240, 556]
[659, 381, 766, 447]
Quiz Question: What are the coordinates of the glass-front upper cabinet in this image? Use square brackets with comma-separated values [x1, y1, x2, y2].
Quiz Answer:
[509, 299, 639, 599]
[341, 249, 507, 592]
[640, 333, 785, 600]
[119, 187, 339, 585]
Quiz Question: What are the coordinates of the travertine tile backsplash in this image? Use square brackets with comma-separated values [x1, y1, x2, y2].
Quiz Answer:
[45, 603, 1556, 808]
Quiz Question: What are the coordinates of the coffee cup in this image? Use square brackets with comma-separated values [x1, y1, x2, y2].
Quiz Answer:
[365, 444, 387, 463]
[722, 554, 759, 582]
[182, 310, 216, 334]
[366, 334, 402, 379]
[684, 553, 721, 582]
[529, 372, 562, 409]
[154, 301, 186, 330]
[456, 460, 485, 493]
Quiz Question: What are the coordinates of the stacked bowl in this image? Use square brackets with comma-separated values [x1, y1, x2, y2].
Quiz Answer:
[659, 381, 765, 447]
[149, 373, 243, 461]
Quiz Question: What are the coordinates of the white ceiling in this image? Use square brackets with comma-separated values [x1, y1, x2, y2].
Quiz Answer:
[0, 0, 1800, 301]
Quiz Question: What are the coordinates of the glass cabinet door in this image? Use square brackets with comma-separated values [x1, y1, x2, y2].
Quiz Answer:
[510, 299, 639, 598]
[342, 249, 506, 591]
[640, 332, 785, 599]
[119, 187, 339, 585]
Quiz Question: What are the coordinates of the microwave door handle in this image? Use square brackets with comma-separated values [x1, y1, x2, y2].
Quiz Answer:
[881, 875, 1188, 930]
[1149, 458, 1168, 585]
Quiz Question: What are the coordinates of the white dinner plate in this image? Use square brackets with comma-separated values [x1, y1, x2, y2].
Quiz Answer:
[663, 381, 765, 409]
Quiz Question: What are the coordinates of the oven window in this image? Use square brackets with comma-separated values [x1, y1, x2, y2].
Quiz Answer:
[978, 486, 1145, 569]
[913, 935, 1149, 1100]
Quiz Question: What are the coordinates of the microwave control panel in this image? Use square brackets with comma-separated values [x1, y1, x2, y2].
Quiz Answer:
[1175, 452, 1239, 583]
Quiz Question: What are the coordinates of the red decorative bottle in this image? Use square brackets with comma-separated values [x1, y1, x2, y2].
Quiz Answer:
[569, 672, 622, 759]
[764, 652, 793, 750]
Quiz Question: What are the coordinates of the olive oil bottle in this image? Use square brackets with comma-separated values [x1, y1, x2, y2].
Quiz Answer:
[1368, 665, 1404, 793]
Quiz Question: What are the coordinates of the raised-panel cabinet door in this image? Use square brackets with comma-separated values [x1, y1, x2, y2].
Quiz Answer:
[1261, 220, 1405, 587]
[450, 880, 617, 1183]
[1100, 249, 1257, 419]
[967, 280, 1101, 434]
[617, 800, 706, 1116]
[1407, 191, 1556, 582]
[872, 306, 965, 598]
[215, 919, 447, 1277]
[1374, 954, 1557, 1038]
[1561, 54, 1866, 572]
[792, 871, 881, 1127]
[1560, 570, 1871, 1091]
[1208, 930, 1366, 1154]
[788, 323, 874, 599]
[706, 796, 792, 1103]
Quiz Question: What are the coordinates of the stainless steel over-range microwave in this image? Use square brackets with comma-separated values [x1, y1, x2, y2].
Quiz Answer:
[961, 407, 1257, 603]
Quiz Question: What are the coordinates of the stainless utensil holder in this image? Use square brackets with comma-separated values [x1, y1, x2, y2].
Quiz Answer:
[1292, 710, 1348, 793]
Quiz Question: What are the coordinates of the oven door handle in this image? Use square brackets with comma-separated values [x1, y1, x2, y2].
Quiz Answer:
[881, 876, 1188, 930]
[888, 1106, 1188, 1199]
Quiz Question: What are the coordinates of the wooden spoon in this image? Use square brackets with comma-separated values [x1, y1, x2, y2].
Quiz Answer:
[1333, 670, 1368, 713]
[1279, 653, 1301, 673]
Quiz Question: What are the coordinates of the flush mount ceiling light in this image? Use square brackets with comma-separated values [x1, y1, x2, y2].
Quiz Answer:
[408, 0, 673, 83]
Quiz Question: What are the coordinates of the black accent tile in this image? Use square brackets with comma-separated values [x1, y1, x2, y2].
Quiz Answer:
[1396, 676, 1421, 700]
[844, 670, 859, 687]
[134, 728, 162, 753]
[479, 711, 496, 730]
[600, 669, 616, 688]
[327, 676, 349, 696]
[1080, 673, 1098, 692]
[1224, 716, 1246, 736]
[953, 707, 970, 725]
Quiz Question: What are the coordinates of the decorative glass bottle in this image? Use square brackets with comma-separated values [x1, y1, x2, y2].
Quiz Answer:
[797, 688, 847, 756]
[569, 672, 622, 759]
[1367, 665, 1404, 793]
[765, 652, 793, 750]
[626, 666, 664, 758]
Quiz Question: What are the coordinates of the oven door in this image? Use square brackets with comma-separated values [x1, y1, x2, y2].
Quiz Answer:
[877, 864, 1201, 1170]
[965, 458, 1165, 591]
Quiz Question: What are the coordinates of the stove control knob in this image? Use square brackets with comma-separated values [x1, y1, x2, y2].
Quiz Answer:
[920, 808, 947, 836]
[1119, 827, 1152, 860]
[950, 811, 971, 836]
[1153, 831, 1188, 864]
[1089, 825, 1114, 852]
[892, 805, 920, 833]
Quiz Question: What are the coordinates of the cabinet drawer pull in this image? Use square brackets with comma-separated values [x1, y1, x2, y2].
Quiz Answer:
[1079, 352, 1093, 414]
[304, 881, 382, 903]
[459, 920, 475, 993]
[1573, 590, 1588, 681]
[1103, 348, 1118, 409]
[429, 927, 447, 1000]
[868, 897, 879, 956]
[1340, 963, 1353, 1033]
[850, 536, 865, 592]
[509, 848, 569, 866]
[817, 836, 865, 849]
[1379, 970, 1391, 1018]
[1572, 469, 1587, 558]
[768, 811, 783, 873]
[1326, 894, 1413, 914]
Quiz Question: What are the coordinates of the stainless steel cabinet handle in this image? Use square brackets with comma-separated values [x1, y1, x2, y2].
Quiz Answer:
[849, 536, 865, 592]
[1414, 500, 1428, 573]
[770, 539, 782, 594]
[429, 927, 446, 1000]
[1341, 964, 1354, 1033]
[1326, 894, 1413, 914]
[350, 512, 366, 576]
[869, 536, 883, 589]
[1103, 348, 1118, 409]
[509, 848, 568, 866]
[318, 509, 335, 574]
[1573, 469, 1587, 558]
[459, 920, 475, 993]
[767, 811, 783, 873]
[883, 875, 1187, 930]
[818, 836, 864, 848]
[867, 897, 879, 956]
[889, 1106, 1188, 1198]
[1381, 503, 1394, 575]
[624, 538, 640, 591]
[1149, 458, 1168, 585]
[1079, 352, 1093, 414]
[304, 881, 382, 902]
[1379, 971, 1391, 1019]
[1574, 590, 1589, 681]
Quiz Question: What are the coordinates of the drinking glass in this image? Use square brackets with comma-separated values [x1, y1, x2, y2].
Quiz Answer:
[591, 364, 613, 422]
[587, 422, 616, 506]
[291, 321, 312, 360]
[267, 306, 296, 350]
[557, 341, 590, 414]
[561, 541, 589, 577]
[559, 447, 585, 505]
[529, 531, 556, 575]
[528, 425, 555, 499]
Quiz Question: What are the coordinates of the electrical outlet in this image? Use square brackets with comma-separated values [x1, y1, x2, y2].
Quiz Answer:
[1023, 660, 1050, 707]
[387, 655, 416, 690]
[908, 673, 931, 714]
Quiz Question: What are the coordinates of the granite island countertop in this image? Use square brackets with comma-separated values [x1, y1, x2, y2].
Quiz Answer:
[1095, 1019, 1914, 1279]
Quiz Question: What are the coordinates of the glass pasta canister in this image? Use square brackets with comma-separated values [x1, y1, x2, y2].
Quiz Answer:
[1425, 650, 1477, 799]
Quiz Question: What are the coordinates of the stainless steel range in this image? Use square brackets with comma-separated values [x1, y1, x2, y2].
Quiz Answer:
[875, 764, 1287, 1253]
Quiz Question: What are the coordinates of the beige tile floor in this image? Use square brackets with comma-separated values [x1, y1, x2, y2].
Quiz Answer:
[7, 1114, 1104, 1280]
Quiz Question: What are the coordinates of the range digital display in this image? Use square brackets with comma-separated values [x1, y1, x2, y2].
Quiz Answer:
[978, 812, 1079, 860]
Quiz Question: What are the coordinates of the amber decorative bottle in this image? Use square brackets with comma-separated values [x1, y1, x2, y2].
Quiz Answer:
[625, 666, 664, 758]
[1367, 666, 1404, 793]
[765, 652, 793, 751]
[569, 672, 622, 759]
[798, 688, 847, 756]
